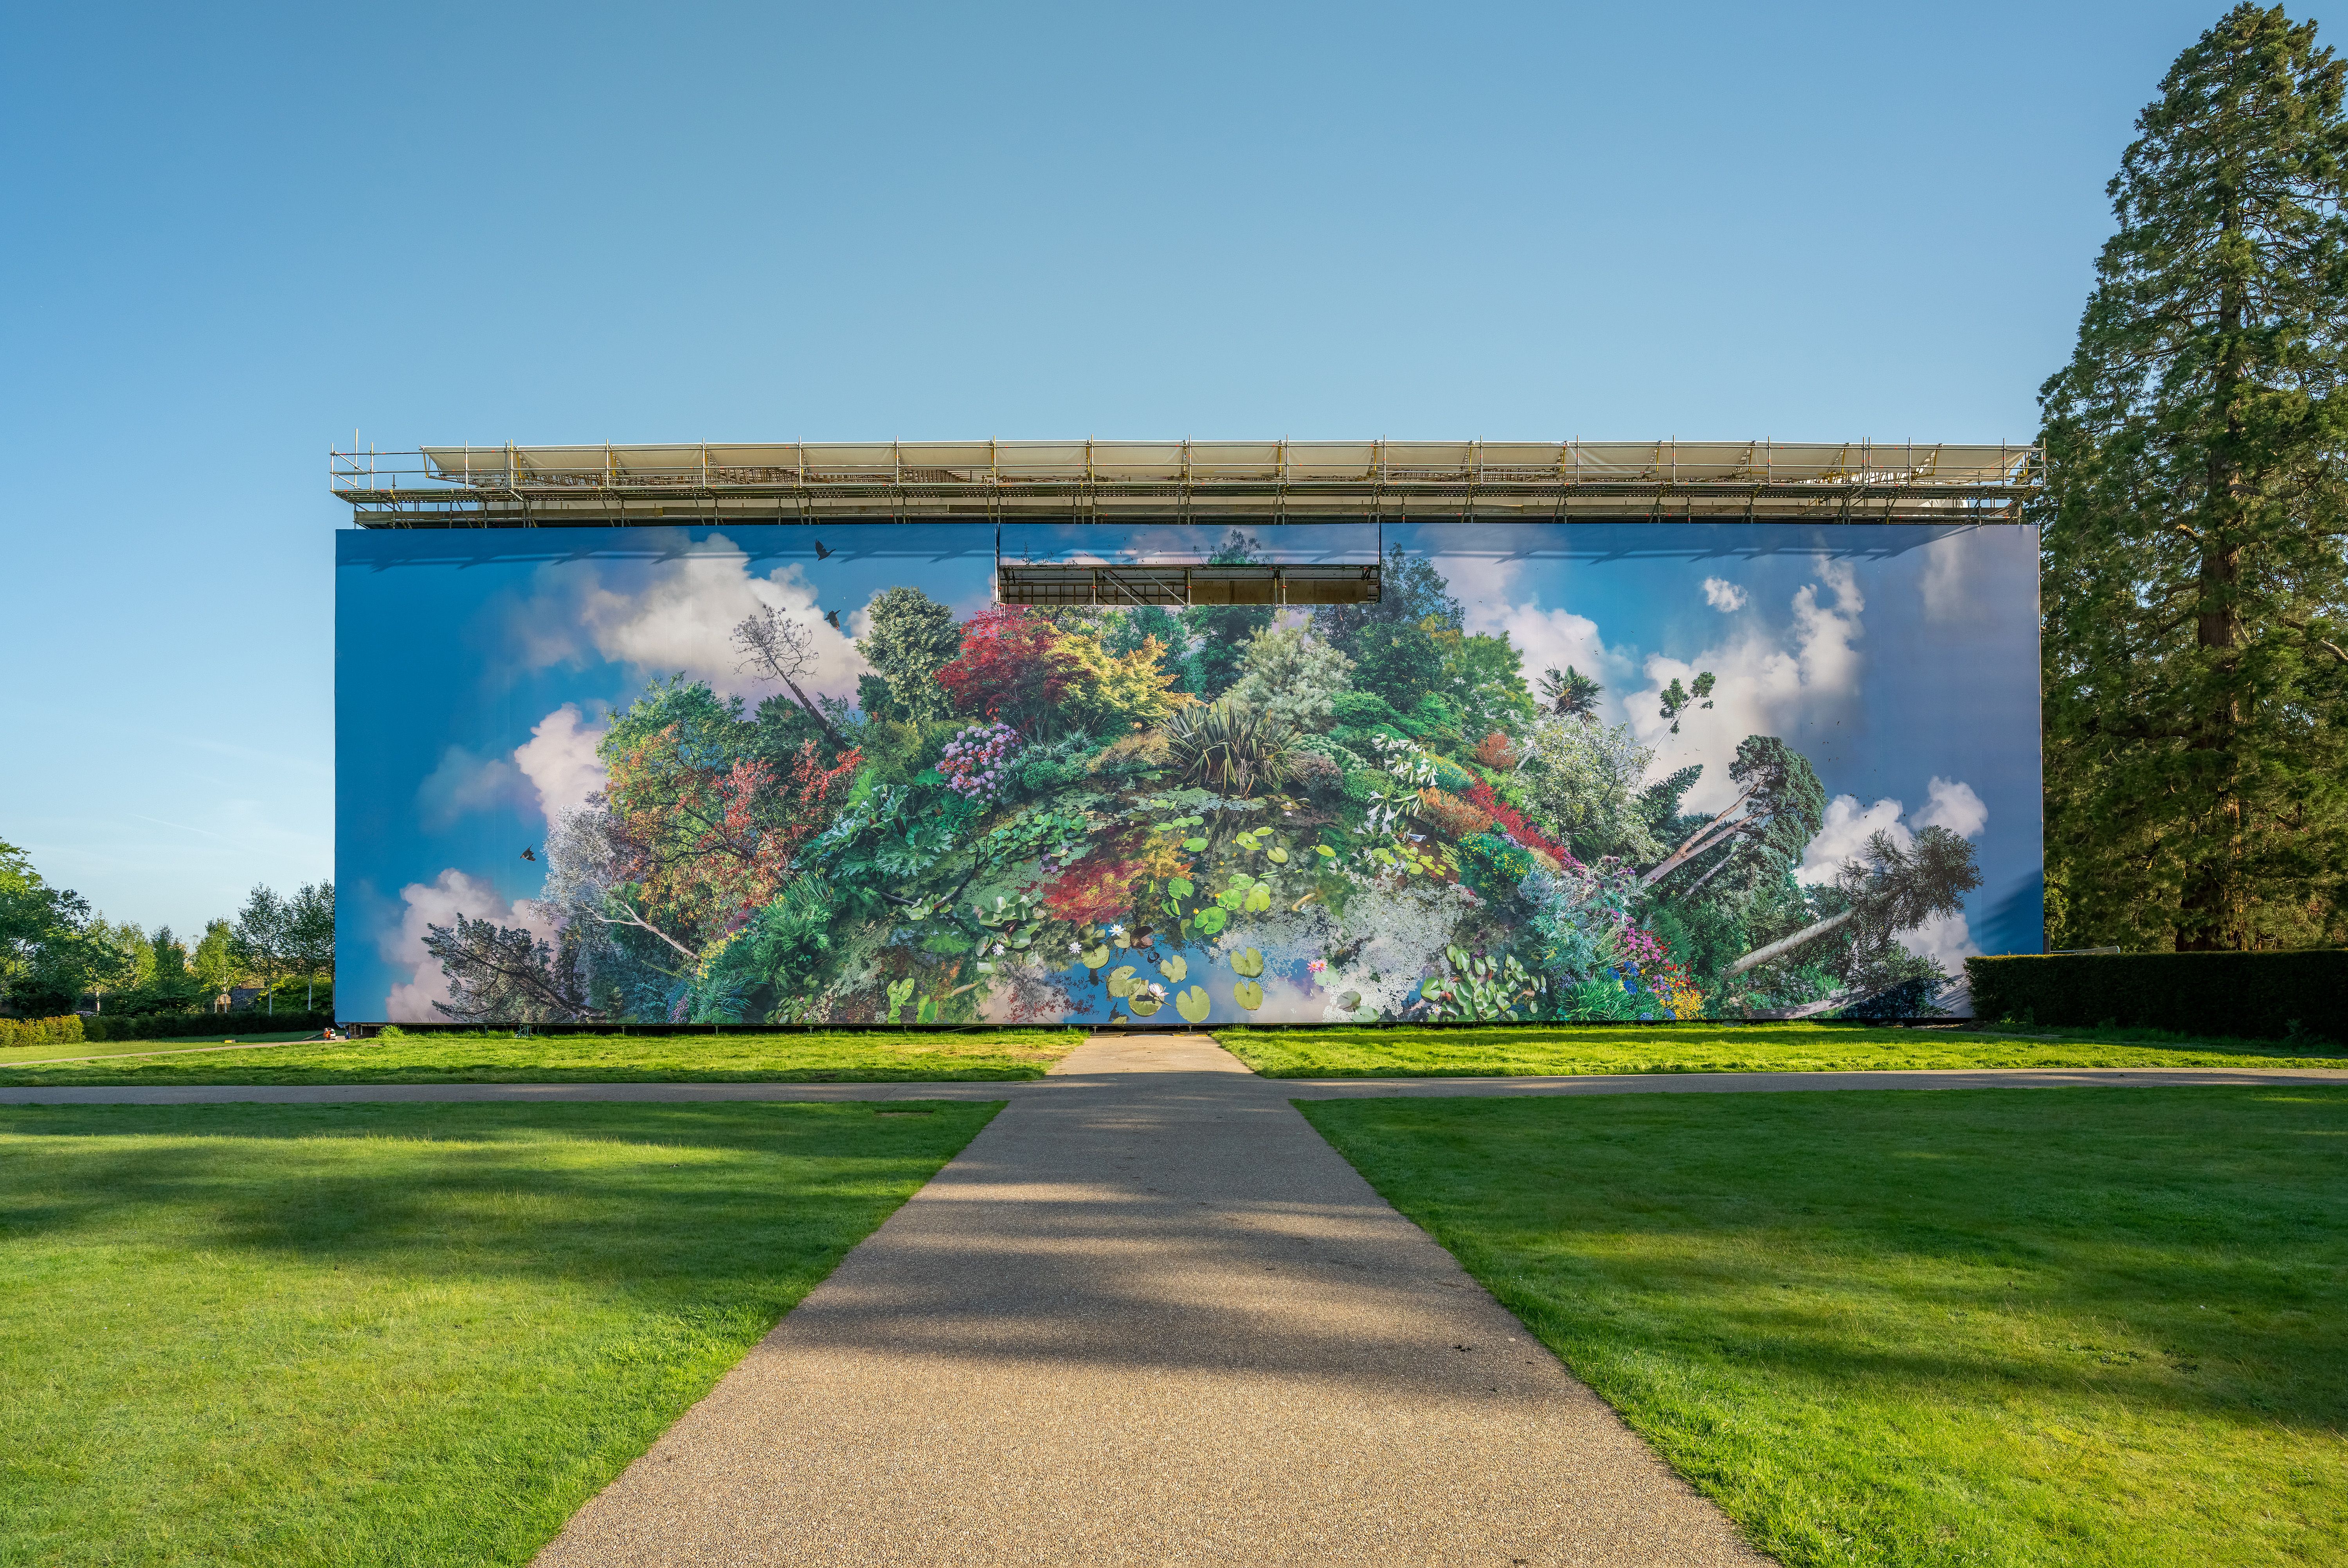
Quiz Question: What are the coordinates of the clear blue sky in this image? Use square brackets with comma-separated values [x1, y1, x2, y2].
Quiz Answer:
[2, 0, 2330, 936]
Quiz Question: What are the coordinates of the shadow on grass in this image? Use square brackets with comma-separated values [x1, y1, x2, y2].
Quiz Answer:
[1302, 1086, 2348, 1432]
[0, 1102, 1002, 1294]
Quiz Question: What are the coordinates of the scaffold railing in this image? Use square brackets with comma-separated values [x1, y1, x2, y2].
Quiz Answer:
[331, 439, 2040, 527]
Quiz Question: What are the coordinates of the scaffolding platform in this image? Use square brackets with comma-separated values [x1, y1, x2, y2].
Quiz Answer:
[330, 439, 2039, 528]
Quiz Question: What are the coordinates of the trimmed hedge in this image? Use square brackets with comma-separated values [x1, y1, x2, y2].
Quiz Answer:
[82, 1011, 333, 1043]
[0, 1015, 85, 1049]
[1966, 951, 2348, 1041]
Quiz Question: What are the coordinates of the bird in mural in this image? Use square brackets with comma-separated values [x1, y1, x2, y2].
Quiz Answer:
[812, 539, 834, 560]
[519, 847, 537, 862]
[824, 609, 841, 629]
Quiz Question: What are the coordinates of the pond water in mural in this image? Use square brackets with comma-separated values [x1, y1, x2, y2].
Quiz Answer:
[335, 520, 2042, 1025]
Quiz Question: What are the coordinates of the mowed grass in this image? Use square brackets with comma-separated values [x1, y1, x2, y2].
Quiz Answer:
[0, 1029, 1083, 1086]
[1219, 1020, 2348, 1077]
[1299, 1086, 2348, 1568]
[0, 1032, 323, 1066]
[0, 1100, 998, 1567]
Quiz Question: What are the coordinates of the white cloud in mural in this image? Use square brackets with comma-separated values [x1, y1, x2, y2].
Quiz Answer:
[1900, 909, 1982, 970]
[1702, 576, 1748, 612]
[381, 869, 555, 1023]
[1918, 529, 1983, 621]
[1793, 779, 1990, 968]
[1628, 559, 1867, 811]
[1914, 775, 1988, 839]
[1797, 794, 1911, 885]
[515, 704, 607, 825]
[1453, 556, 1640, 724]
[516, 534, 871, 702]
[415, 745, 522, 830]
[1797, 776, 1989, 886]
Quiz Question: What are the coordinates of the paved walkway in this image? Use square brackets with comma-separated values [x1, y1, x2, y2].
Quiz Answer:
[3, 1060, 2338, 1105]
[533, 1033, 1768, 1566]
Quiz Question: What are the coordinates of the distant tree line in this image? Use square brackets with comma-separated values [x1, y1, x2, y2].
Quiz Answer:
[0, 838, 332, 1018]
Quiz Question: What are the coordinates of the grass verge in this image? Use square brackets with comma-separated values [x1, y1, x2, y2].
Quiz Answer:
[0, 1032, 323, 1067]
[0, 1099, 998, 1566]
[1298, 1086, 2348, 1568]
[1218, 1020, 2348, 1077]
[0, 1029, 1083, 1086]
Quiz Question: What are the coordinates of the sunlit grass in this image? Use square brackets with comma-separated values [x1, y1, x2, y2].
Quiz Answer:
[0, 1032, 321, 1066]
[1300, 1086, 2348, 1567]
[1218, 1020, 2348, 1077]
[0, 1029, 1084, 1085]
[0, 1100, 997, 1566]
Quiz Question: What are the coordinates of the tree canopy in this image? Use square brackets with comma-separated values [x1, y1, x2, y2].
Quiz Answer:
[2041, 2, 2348, 950]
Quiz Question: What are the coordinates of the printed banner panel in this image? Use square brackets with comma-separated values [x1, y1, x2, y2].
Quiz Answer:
[335, 521, 2042, 1025]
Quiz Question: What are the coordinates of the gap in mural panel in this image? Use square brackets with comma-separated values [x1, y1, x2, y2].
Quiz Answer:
[335, 520, 2043, 1026]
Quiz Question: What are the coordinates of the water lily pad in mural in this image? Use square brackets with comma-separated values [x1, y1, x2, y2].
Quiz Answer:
[1168, 877, 1195, 898]
[1107, 965, 1137, 998]
[1195, 907, 1228, 935]
[1233, 980, 1264, 1010]
[1081, 945, 1111, 969]
[1230, 947, 1264, 977]
[1267, 846, 1289, 863]
[1129, 993, 1162, 1016]
[1175, 985, 1211, 1023]
[1244, 884, 1273, 912]
[1159, 953, 1187, 982]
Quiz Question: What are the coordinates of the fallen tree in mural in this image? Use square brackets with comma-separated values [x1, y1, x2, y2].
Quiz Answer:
[425, 545, 1979, 1025]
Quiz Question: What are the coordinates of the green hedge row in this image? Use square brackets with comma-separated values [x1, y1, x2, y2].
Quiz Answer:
[0, 1015, 85, 1048]
[82, 1011, 333, 1042]
[1965, 952, 2347, 1041]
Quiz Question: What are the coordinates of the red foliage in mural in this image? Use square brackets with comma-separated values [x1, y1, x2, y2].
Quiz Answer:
[606, 725, 861, 942]
[1039, 856, 1146, 926]
[1464, 780, 1578, 868]
[933, 607, 1077, 732]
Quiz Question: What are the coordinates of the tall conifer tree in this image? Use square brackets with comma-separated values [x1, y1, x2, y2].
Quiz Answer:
[2040, 3, 2348, 950]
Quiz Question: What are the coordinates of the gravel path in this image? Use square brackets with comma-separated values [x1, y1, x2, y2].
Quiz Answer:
[531, 1032, 1770, 1566]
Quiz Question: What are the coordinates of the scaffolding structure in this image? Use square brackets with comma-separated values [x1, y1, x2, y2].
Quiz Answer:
[330, 439, 2039, 528]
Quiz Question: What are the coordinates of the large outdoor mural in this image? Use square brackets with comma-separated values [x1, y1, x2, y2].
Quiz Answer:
[336, 520, 2043, 1025]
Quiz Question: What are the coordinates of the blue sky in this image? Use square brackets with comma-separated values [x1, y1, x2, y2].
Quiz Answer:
[3, 0, 2328, 933]
[339, 522, 2038, 1019]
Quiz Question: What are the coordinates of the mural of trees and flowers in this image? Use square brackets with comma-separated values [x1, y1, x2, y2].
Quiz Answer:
[338, 520, 2035, 1027]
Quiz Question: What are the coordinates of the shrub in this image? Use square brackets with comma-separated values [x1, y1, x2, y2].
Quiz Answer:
[1163, 702, 1298, 798]
[1426, 754, 1477, 795]
[1472, 731, 1518, 771]
[1454, 831, 1533, 904]
[0, 1015, 84, 1049]
[1287, 748, 1342, 795]
[1417, 789, 1495, 841]
[1964, 951, 2348, 1041]
[1088, 729, 1169, 779]
[1464, 780, 1575, 866]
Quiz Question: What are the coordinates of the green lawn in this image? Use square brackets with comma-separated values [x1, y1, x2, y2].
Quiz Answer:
[1299, 1086, 2348, 1568]
[0, 1029, 1082, 1086]
[0, 1099, 998, 1567]
[1219, 1020, 2348, 1077]
[0, 1032, 323, 1067]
